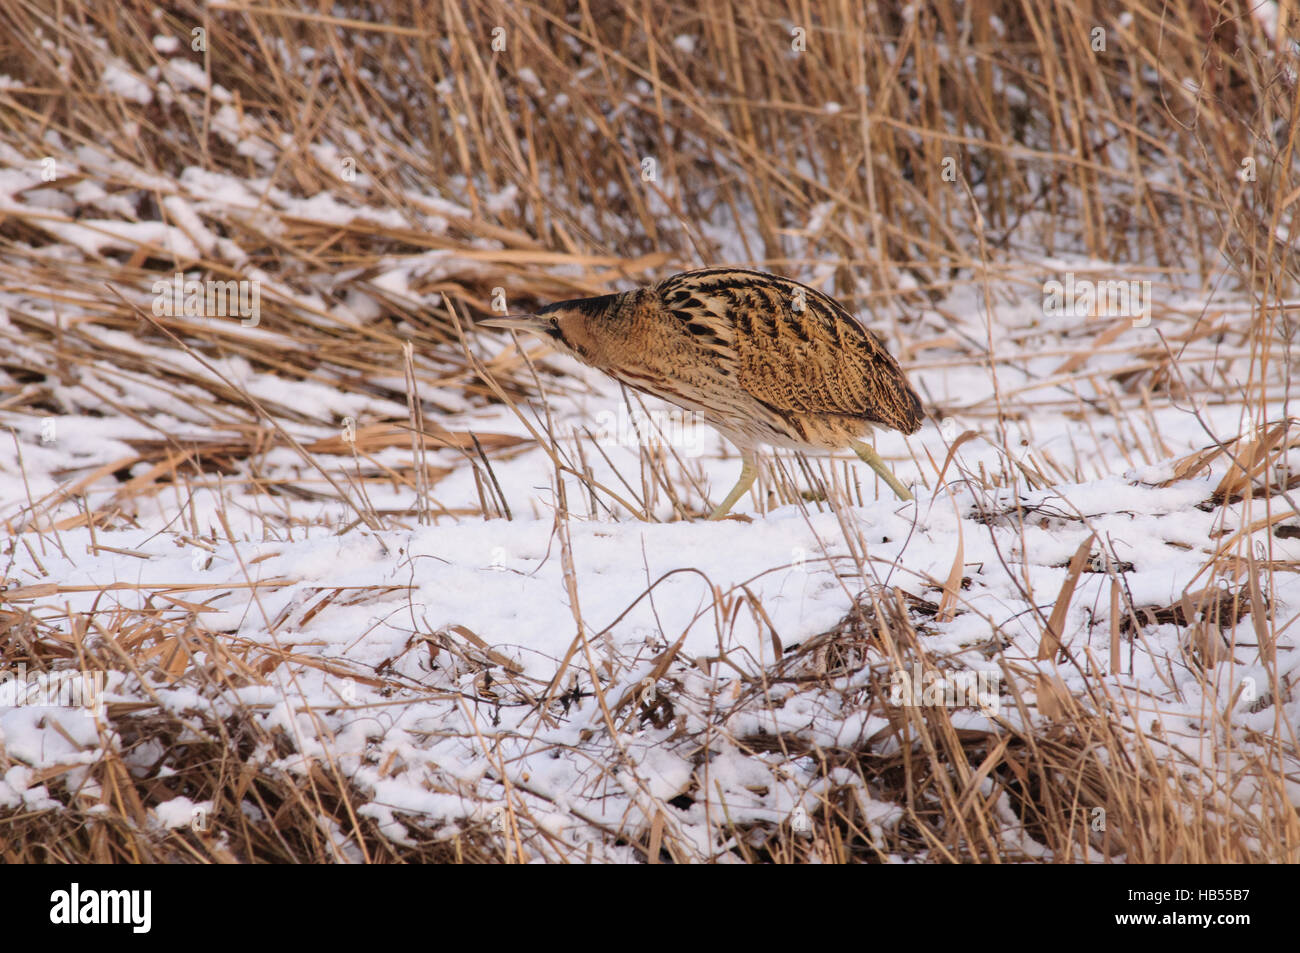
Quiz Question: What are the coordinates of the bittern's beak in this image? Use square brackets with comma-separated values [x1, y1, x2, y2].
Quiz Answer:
[476, 313, 552, 333]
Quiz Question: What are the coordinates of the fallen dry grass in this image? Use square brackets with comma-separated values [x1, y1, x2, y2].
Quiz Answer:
[0, 0, 1297, 862]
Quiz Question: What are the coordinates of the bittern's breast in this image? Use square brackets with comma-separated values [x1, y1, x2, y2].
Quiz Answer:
[591, 305, 843, 451]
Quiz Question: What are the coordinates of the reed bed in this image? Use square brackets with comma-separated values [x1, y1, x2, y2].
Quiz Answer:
[0, 0, 1297, 862]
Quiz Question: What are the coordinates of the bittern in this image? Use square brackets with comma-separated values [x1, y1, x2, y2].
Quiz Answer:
[479, 268, 923, 519]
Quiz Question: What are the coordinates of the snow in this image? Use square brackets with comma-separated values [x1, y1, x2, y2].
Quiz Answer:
[153, 797, 213, 829]
[101, 61, 152, 105]
[3, 336, 1295, 855]
[37, 217, 202, 260]
[1, 16, 1295, 860]
[161, 57, 210, 93]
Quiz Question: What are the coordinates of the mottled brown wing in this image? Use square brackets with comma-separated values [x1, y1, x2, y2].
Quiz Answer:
[654, 269, 923, 434]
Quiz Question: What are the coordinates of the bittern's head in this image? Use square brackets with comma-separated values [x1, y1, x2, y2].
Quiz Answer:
[477, 290, 639, 365]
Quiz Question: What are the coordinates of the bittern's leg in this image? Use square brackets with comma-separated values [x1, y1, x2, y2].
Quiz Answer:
[849, 440, 913, 502]
[708, 454, 759, 520]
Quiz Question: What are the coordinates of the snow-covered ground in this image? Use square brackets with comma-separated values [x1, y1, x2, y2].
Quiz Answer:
[3, 254, 1297, 859]
[1, 5, 1296, 860]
